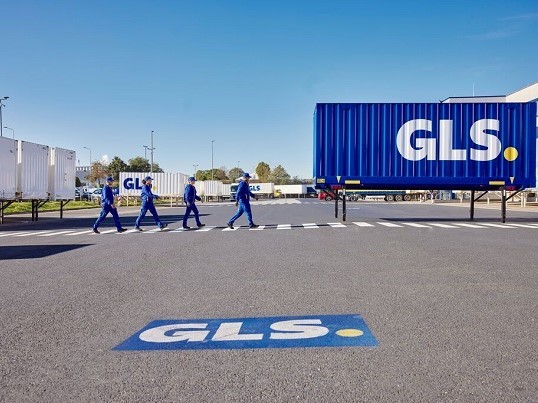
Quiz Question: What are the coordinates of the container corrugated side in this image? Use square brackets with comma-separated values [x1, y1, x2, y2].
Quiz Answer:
[276, 184, 307, 194]
[119, 172, 189, 196]
[0, 137, 18, 199]
[17, 141, 50, 199]
[197, 180, 223, 197]
[314, 102, 537, 190]
[221, 183, 231, 196]
[49, 148, 76, 200]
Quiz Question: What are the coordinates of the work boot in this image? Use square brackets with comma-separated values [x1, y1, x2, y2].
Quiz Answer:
[249, 224, 259, 229]
[227, 223, 234, 229]
[92, 228, 100, 234]
[135, 226, 143, 231]
[197, 223, 206, 228]
[118, 228, 127, 233]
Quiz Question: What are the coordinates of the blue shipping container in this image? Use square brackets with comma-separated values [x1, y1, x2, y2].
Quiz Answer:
[314, 103, 537, 190]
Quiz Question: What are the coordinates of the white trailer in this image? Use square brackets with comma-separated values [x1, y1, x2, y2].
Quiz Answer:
[196, 180, 223, 198]
[48, 148, 76, 200]
[230, 182, 275, 200]
[17, 140, 50, 199]
[0, 137, 17, 200]
[119, 172, 190, 196]
[275, 184, 307, 197]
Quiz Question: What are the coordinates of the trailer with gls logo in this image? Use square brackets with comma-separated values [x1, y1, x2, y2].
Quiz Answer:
[230, 182, 276, 200]
[313, 102, 536, 222]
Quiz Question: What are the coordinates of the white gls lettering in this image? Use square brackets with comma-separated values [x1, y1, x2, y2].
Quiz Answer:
[396, 119, 501, 161]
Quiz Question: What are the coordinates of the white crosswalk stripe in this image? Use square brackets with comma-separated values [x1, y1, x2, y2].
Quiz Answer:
[503, 223, 538, 229]
[0, 231, 28, 237]
[453, 223, 487, 229]
[303, 223, 319, 229]
[428, 223, 459, 228]
[222, 226, 240, 231]
[480, 223, 517, 229]
[249, 225, 265, 231]
[14, 230, 56, 237]
[402, 223, 431, 228]
[328, 222, 346, 228]
[38, 230, 76, 237]
[353, 222, 374, 227]
[195, 226, 216, 232]
[277, 224, 292, 230]
[65, 230, 93, 236]
[377, 222, 404, 228]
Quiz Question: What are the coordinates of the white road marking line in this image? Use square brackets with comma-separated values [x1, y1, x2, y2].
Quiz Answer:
[453, 223, 487, 229]
[328, 222, 346, 228]
[428, 223, 458, 228]
[38, 230, 76, 237]
[0, 232, 28, 237]
[99, 229, 118, 234]
[480, 223, 517, 229]
[249, 225, 265, 231]
[377, 222, 404, 228]
[303, 223, 319, 229]
[402, 223, 431, 228]
[277, 224, 291, 230]
[504, 223, 538, 229]
[223, 226, 240, 231]
[195, 226, 216, 232]
[14, 230, 56, 237]
[65, 230, 93, 236]
[352, 222, 374, 227]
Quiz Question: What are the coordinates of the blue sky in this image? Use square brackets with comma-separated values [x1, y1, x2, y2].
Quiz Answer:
[1, 0, 537, 178]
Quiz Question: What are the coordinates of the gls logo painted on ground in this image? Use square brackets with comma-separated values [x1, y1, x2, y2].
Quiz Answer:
[113, 314, 378, 351]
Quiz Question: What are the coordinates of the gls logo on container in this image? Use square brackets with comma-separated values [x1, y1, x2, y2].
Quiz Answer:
[396, 119, 519, 162]
[123, 178, 144, 190]
[249, 185, 262, 192]
[113, 314, 378, 351]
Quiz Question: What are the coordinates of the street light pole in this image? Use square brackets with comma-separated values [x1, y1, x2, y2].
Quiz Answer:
[143, 145, 149, 160]
[0, 97, 9, 138]
[83, 146, 92, 166]
[3, 126, 14, 139]
[211, 139, 215, 180]
[193, 164, 198, 178]
[150, 130, 154, 173]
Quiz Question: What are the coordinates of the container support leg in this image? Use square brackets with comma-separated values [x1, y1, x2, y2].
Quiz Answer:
[470, 191, 475, 220]
[334, 190, 338, 219]
[342, 187, 347, 222]
[60, 200, 70, 219]
[501, 189, 506, 223]
[1, 200, 15, 224]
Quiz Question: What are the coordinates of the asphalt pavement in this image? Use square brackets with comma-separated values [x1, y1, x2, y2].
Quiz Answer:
[0, 199, 537, 402]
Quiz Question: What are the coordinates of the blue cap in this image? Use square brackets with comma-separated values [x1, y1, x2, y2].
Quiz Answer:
[188, 176, 196, 181]
[243, 172, 251, 178]
[106, 176, 114, 182]
[144, 176, 153, 181]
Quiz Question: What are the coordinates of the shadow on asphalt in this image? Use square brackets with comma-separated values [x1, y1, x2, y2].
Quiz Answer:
[0, 244, 91, 260]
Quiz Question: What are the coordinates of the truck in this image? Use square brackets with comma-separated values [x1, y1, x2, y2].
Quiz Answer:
[230, 182, 276, 200]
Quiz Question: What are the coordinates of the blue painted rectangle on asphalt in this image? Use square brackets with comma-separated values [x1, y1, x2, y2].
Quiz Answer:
[113, 314, 378, 350]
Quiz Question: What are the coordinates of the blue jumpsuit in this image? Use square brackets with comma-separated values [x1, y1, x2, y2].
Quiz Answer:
[93, 185, 123, 231]
[135, 184, 164, 228]
[228, 181, 256, 226]
[183, 184, 202, 228]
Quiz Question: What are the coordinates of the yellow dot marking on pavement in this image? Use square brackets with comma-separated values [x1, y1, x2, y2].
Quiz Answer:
[336, 329, 364, 337]
[504, 147, 518, 161]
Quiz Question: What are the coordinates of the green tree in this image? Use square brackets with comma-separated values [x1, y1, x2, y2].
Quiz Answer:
[85, 161, 108, 186]
[269, 165, 290, 185]
[228, 167, 244, 182]
[127, 156, 150, 172]
[255, 162, 271, 182]
[107, 156, 128, 181]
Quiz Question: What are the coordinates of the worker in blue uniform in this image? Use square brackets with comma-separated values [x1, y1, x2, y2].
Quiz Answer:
[134, 176, 168, 231]
[93, 177, 127, 234]
[227, 172, 258, 229]
[183, 176, 205, 229]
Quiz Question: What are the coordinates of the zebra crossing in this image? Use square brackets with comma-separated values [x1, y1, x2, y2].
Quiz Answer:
[1, 221, 537, 239]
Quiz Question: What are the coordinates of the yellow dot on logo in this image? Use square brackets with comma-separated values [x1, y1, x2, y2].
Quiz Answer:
[336, 328, 364, 337]
[504, 147, 518, 161]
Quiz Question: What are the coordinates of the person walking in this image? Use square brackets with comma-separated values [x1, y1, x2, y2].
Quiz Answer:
[93, 177, 127, 234]
[134, 176, 168, 231]
[227, 172, 258, 229]
[182, 177, 205, 230]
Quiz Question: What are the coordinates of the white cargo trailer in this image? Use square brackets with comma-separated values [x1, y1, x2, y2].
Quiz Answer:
[49, 148, 76, 200]
[230, 182, 275, 200]
[0, 137, 17, 200]
[17, 141, 50, 199]
[196, 180, 223, 197]
[275, 184, 307, 197]
[119, 172, 189, 196]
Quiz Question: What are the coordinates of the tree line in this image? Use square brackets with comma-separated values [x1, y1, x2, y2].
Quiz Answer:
[80, 156, 309, 186]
